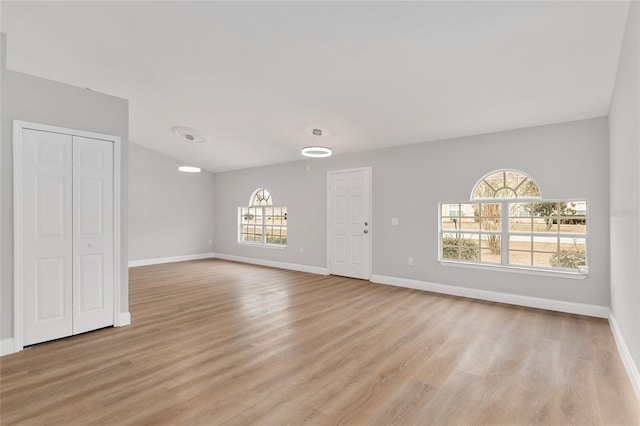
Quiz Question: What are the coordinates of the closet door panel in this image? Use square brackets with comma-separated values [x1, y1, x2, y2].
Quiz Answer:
[22, 129, 74, 346]
[72, 136, 114, 334]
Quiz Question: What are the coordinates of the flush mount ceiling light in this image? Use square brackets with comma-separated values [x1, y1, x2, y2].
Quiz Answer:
[172, 126, 204, 173]
[301, 128, 332, 158]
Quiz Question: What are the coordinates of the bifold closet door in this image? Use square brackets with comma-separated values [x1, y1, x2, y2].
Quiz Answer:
[72, 136, 114, 334]
[22, 129, 74, 346]
[21, 130, 114, 346]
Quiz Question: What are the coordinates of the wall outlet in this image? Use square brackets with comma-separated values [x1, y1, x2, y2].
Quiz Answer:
[408, 257, 414, 266]
[391, 217, 399, 226]
[208, 239, 212, 245]
[299, 246, 304, 254]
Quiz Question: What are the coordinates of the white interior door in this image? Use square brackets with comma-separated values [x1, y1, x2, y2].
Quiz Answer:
[328, 168, 371, 279]
[72, 136, 114, 334]
[22, 129, 74, 346]
[19, 128, 115, 346]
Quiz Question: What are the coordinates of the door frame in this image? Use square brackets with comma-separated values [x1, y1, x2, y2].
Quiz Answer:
[326, 166, 373, 279]
[13, 120, 122, 352]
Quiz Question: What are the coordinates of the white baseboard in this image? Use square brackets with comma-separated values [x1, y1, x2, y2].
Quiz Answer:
[0, 338, 15, 356]
[128, 252, 215, 267]
[370, 274, 609, 318]
[609, 312, 640, 400]
[116, 311, 131, 327]
[214, 253, 329, 276]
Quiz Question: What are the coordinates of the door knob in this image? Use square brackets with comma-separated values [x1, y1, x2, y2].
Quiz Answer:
[363, 229, 368, 234]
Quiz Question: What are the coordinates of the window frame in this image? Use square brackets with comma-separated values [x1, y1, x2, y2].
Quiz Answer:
[238, 205, 288, 249]
[438, 199, 588, 278]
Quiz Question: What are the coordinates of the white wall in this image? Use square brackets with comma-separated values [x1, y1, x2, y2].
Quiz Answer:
[128, 142, 214, 262]
[1, 38, 129, 340]
[215, 117, 610, 307]
[609, 1, 640, 385]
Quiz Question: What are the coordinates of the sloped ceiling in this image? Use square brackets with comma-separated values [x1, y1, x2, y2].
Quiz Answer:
[0, 1, 630, 172]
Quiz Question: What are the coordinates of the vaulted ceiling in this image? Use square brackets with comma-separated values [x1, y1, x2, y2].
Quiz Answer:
[1, 1, 630, 172]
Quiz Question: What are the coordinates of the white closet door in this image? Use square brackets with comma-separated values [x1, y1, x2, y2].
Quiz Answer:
[22, 129, 74, 346]
[72, 136, 114, 334]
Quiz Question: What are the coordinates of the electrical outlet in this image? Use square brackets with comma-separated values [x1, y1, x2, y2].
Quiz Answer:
[208, 239, 212, 245]
[408, 257, 414, 266]
[299, 247, 304, 254]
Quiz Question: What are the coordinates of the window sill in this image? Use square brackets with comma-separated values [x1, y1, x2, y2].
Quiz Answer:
[238, 242, 287, 250]
[438, 260, 588, 280]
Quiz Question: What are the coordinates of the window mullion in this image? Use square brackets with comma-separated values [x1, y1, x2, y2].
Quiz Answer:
[501, 201, 509, 265]
[261, 207, 266, 244]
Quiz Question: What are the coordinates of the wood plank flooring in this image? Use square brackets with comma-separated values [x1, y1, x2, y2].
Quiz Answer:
[1, 259, 639, 425]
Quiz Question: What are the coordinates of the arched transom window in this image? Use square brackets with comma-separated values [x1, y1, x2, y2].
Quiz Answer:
[472, 170, 541, 200]
[249, 188, 272, 206]
[439, 169, 587, 275]
[239, 188, 287, 247]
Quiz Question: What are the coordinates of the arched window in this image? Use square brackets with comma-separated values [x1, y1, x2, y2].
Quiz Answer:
[439, 169, 587, 275]
[239, 188, 287, 247]
[472, 169, 541, 200]
[249, 188, 272, 206]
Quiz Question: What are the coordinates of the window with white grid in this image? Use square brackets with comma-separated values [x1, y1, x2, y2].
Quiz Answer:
[238, 189, 287, 247]
[439, 170, 587, 274]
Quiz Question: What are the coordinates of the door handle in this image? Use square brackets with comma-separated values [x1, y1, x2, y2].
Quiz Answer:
[363, 230, 368, 234]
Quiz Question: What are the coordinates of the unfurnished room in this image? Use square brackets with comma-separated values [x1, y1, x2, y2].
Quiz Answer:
[0, 1, 639, 424]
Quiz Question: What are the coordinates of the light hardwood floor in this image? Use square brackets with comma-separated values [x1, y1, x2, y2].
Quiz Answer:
[1, 259, 639, 425]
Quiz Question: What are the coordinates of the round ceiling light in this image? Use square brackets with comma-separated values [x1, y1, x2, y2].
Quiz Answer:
[301, 146, 332, 158]
[172, 126, 204, 173]
[178, 166, 201, 173]
[301, 128, 332, 158]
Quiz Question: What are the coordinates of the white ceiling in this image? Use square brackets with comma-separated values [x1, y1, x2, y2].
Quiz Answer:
[1, 1, 630, 173]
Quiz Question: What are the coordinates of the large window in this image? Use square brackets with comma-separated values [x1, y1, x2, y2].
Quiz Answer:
[238, 188, 287, 247]
[440, 170, 587, 274]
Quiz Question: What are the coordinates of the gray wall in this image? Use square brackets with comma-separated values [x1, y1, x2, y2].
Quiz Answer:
[215, 117, 610, 307]
[1, 43, 129, 340]
[609, 2, 640, 375]
[128, 142, 214, 261]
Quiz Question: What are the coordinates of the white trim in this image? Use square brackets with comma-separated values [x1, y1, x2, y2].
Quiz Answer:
[327, 166, 373, 279]
[214, 253, 329, 275]
[13, 120, 123, 353]
[128, 252, 216, 267]
[370, 274, 609, 318]
[609, 312, 640, 400]
[439, 260, 588, 280]
[237, 242, 287, 250]
[113, 134, 122, 330]
[13, 122, 24, 351]
[1, 338, 16, 356]
[116, 312, 131, 327]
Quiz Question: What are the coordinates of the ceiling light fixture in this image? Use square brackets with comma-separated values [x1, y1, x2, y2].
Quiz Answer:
[172, 126, 205, 173]
[178, 165, 201, 173]
[301, 129, 332, 158]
